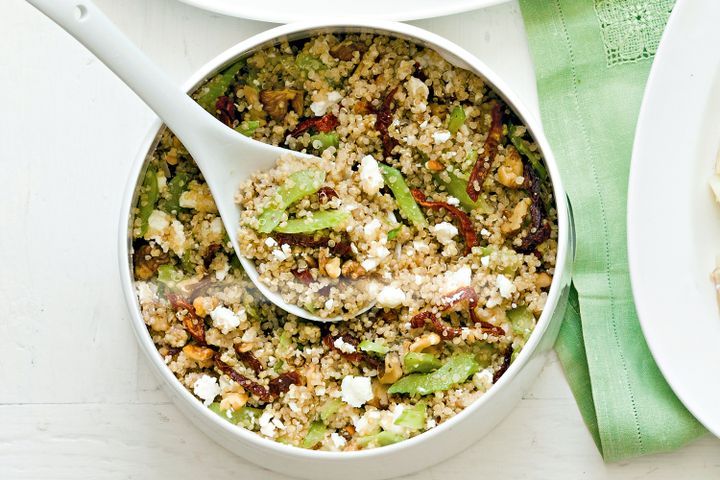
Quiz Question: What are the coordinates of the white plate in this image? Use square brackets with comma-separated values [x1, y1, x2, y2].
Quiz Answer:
[628, 0, 720, 437]
[177, 0, 509, 23]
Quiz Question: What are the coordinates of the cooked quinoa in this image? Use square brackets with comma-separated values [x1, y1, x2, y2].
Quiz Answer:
[131, 34, 558, 451]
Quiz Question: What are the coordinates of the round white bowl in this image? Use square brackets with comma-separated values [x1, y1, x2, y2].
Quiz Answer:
[119, 20, 575, 480]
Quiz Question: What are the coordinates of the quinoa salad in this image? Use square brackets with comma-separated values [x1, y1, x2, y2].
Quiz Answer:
[131, 34, 558, 451]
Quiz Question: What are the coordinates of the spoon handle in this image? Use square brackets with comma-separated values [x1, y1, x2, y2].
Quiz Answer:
[26, 0, 223, 159]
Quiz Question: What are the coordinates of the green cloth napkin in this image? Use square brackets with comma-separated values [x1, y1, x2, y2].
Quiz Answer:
[518, 0, 706, 462]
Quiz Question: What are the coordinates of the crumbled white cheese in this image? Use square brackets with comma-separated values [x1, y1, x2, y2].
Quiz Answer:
[333, 337, 357, 354]
[264, 237, 278, 248]
[480, 228, 490, 237]
[340, 376, 374, 407]
[407, 76, 429, 100]
[363, 218, 383, 241]
[324, 298, 334, 311]
[431, 222, 458, 245]
[272, 417, 286, 430]
[147, 209, 170, 232]
[377, 285, 406, 308]
[446, 196, 460, 206]
[381, 405, 407, 434]
[330, 432, 347, 449]
[310, 91, 342, 116]
[361, 244, 391, 272]
[473, 368, 494, 392]
[209, 219, 223, 238]
[135, 282, 157, 303]
[241, 327, 257, 342]
[192, 375, 220, 406]
[412, 240, 430, 254]
[215, 262, 231, 281]
[271, 248, 288, 261]
[354, 410, 382, 436]
[210, 305, 244, 334]
[443, 265, 472, 294]
[497, 274, 515, 298]
[146, 209, 187, 256]
[481, 256, 490, 267]
[281, 243, 292, 256]
[259, 411, 276, 437]
[361, 258, 378, 272]
[432, 130, 451, 144]
[358, 155, 384, 196]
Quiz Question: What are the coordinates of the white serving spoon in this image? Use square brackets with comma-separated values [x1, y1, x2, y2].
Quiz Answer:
[27, 0, 371, 321]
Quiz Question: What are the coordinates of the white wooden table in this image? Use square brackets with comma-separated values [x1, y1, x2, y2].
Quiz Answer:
[2, 0, 719, 478]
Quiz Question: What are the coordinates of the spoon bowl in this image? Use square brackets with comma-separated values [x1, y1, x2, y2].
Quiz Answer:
[27, 0, 364, 321]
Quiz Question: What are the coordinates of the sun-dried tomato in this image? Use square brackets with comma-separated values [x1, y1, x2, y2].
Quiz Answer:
[323, 333, 382, 370]
[291, 268, 314, 285]
[290, 113, 339, 137]
[268, 371, 302, 397]
[411, 190, 478, 255]
[234, 348, 264, 373]
[410, 287, 505, 340]
[517, 161, 551, 254]
[167, 293, 206, 344]
[374, 86, 399, 158]
[410, 311, 463, 340]
[214, 356, 270, 401]
[493, 347, 513, 383]
[317, 186, 339, 203]
[467, 102, 503, 201]
[215, 96, 236, 126]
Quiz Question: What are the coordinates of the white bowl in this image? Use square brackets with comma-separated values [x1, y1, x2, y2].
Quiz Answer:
[118, 20, 575, 480]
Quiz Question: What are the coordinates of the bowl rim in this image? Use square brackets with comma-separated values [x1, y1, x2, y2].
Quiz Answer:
[118, 19, 571, 460]
[176, 0, 510, 24]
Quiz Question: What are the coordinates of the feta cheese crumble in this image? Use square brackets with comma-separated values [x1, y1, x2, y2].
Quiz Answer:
[310, 91, 342, 116]
[377, 285, 406, 308]
[431, 222, 459, 245]
[333, 337, 357, 354]
[341, 376, 374, 407]
[363, 218, 382, 241]
[497, 274, 515, 298]
[432, 130, 451, 144]
[330, 432, 347, 449]
[358, 155, 384, 196]
[210, 305, 244, 334]
[442, 265, 472, 294]
[192, 374, 220, 406]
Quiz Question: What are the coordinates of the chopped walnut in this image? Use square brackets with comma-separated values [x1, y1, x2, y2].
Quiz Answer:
[379, 353, 402, 384]
[134, 244, 168, 281]
[341, 260, 367, 279]
[182, 344, 215, 363]
[330, 41, 367, 61]
[497, 147, 524, 189]
[259, 89, 304, 121]
[325, 257, 342, 279]
[501, 198, 531, 234]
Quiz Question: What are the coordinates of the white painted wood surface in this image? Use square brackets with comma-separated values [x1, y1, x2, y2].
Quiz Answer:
[1, 0, 718, 478]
